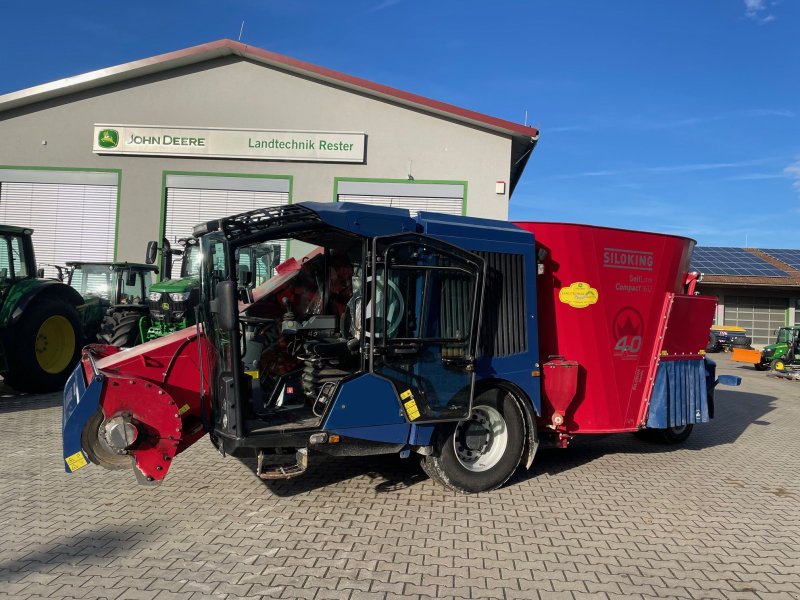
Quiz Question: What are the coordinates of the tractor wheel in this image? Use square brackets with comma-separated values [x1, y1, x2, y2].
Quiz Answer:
[638, 424, 694, 444]
[754, 361, 770, 371]
[770, 358, 787, 372]
[422, 391, 525, 493]
[98, 310, 144, 347]
[5, 297, 82, 393]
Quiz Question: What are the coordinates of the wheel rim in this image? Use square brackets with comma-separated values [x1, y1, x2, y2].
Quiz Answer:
[35, 315, 75, 374]
[775, 361, 785, 371]
[453, 405, 508, 472]
[669, 425, 688, 435]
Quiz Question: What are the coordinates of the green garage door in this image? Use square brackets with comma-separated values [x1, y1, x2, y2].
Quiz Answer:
[724, 296, 787, 345]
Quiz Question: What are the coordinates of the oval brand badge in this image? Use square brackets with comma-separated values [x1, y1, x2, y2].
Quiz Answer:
[559, 281, 599, 308]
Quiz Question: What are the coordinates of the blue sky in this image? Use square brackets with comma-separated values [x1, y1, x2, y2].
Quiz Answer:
[1, 1, 798, 247]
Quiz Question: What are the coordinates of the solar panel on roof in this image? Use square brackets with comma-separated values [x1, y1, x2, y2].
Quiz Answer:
[690, 247, 787, 277]
[761, 249, 800, 271]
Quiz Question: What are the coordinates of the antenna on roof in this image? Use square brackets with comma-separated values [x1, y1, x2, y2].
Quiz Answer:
[524, 110, 528, 126]
[238, 21, 246, 42]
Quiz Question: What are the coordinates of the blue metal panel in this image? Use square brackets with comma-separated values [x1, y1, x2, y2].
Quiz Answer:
[646, 359, 710, 428]
[416, 211, 534, 245]
[415, 220, 542, 417]
[303, 201, 417, 238]
[323, 373, 410, 444]
[62, 364, 103, 472]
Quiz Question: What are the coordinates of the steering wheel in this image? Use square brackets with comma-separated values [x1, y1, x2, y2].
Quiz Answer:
[374, 277, 405, 338]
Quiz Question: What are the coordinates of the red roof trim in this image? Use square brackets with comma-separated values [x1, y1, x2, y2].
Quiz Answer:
[0, 39, 538, 140]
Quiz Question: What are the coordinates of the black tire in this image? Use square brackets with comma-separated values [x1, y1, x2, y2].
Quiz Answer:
[638, 424, 694, 444]
[422, 390, 525, 493]
[4, 297, 82, 393]
[754, 361, 770, 371]
[98, 310, 144, 347]
[705, 332, 720, 353]
[731, 336, 752, 349]
[770, 358, 787, 372]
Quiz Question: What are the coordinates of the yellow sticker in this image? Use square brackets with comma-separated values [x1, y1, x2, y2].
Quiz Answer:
[400, 389, 413, 400]
[558, 282, 599, 308]
[404, 399, 421, 421]
[65, 451, 88, 472]
[178, 403, 191, 416]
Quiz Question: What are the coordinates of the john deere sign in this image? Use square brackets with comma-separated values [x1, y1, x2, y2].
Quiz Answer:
[92, 125, 366, 163]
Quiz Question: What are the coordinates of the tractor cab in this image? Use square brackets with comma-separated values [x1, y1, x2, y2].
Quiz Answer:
[0, 225, 36, 291]
[193, 203, 484, 468]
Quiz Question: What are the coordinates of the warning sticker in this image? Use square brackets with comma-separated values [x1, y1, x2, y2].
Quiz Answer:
[400, 389, 421, 421]
[558, 282, 599, 308]
[65, 451, 88, 472]
[179, 404, 190, 415]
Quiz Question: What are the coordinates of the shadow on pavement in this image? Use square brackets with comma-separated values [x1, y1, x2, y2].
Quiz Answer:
[0, 525, 153, 582]
[235, 387, 776, 496]
[237, 453, 427, 497]
[0, 391, 61, 413]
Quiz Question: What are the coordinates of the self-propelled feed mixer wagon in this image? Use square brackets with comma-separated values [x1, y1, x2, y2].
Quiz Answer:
[62, 203, 739, 493]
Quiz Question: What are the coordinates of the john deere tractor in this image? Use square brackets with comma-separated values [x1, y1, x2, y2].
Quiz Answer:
[144, 236, 282, 341]
[144, 237, 202, 340]
[762, 326, 800, 372]
[65, 261, 158, 347]
[0, 225, 85, 393]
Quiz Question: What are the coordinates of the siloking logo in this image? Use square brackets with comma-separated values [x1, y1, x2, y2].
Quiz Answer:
[97, 129, 119, 149]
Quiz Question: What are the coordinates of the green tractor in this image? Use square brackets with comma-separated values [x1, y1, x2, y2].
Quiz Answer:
[0, 225, 85, 393]
[144, 237, 202, 340]
[143, 237, 282, 341]
[65, 261, 158, 347]
[762, 326, 800, 372]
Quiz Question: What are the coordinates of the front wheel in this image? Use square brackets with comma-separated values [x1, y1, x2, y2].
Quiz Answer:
[754, 361, 769, 371]
[771, 358, 787, 372]
[422, 392, 525, 493]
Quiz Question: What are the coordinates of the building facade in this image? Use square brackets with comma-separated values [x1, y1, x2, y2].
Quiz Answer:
[0, 39, 538, 274]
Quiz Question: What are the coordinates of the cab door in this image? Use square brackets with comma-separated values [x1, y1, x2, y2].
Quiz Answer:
[367, 233, 485, 423]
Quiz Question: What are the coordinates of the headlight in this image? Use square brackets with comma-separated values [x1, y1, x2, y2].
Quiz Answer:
[148, 292, 162, 302]
[169, 292, 191, 302]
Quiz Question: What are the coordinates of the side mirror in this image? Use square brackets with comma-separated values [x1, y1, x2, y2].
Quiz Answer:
[37, 267, 46, 279]
[211, 280, 237, 332]
[145, 241, 158, 265]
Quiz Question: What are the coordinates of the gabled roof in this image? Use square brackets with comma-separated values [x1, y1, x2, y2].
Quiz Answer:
[0, 39, 538, 142]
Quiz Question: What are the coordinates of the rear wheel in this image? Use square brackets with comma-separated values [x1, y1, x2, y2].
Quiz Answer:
[98, 310, 145, 347]
[637, 424, 694, 444]
[5, 297, 82, 393]
[422, 391, 525, 493]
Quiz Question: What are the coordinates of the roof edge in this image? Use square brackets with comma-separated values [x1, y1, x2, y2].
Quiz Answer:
[0, 39, 539, 141]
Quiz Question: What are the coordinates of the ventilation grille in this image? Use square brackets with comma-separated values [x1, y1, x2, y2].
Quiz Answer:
[475, 252, 527, 357]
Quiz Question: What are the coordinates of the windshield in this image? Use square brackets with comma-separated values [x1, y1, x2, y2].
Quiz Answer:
[0, 235, 28, 284]
[180, 244, 202, 279]
[777, 328, 794, 344]
[70, 265, 113, 299]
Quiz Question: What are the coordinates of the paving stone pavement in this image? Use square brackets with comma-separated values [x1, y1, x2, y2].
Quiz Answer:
[0, 354, 798, 600]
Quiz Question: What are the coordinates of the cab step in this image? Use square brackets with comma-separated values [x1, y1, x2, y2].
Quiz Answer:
[256, 448, 308, 479]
